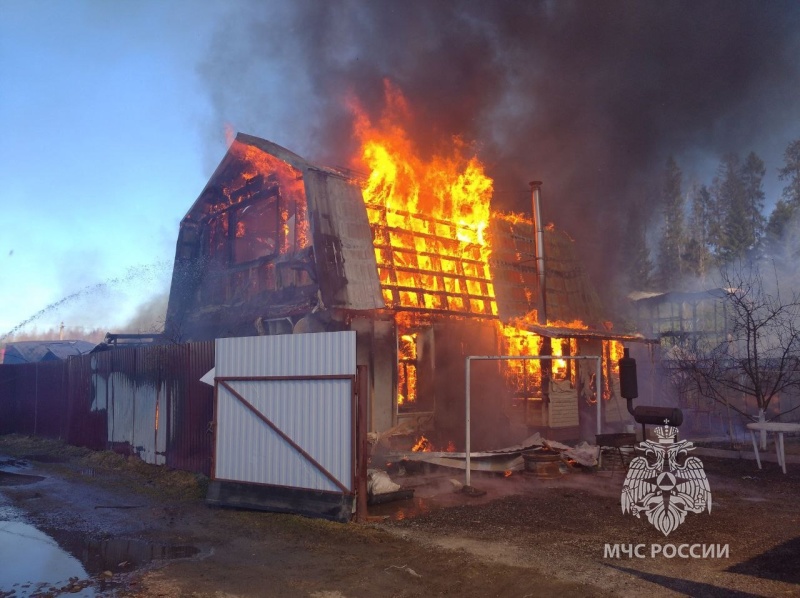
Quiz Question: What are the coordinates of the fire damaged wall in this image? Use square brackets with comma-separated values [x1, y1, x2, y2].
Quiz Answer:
[165, 134, 639, 443]
[166, 141, 316, 340]
[165, 134, 383, 341]
[433, 319, 514, 451]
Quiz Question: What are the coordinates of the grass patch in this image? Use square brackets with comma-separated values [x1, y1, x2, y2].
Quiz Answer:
[0, 433, 208, 501]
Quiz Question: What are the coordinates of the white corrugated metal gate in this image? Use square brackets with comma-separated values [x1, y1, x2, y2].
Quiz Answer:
[207, 332, 357, 521]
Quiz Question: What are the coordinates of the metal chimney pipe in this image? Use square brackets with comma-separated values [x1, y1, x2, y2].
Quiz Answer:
[530, 181, 552, 416]
[530, 181, 547, 325]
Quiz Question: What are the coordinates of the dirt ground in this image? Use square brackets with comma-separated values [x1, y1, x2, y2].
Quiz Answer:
[1, 434, 799, 598]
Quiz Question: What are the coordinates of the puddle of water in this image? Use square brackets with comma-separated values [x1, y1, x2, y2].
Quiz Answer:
[0, 458, 44, 487]
[0, 459, 201, 594]
[59, 533, 202, 573]
[0, 521, 94, 597]
[0, 515, 200, 596]
[0, 471, 45, 487]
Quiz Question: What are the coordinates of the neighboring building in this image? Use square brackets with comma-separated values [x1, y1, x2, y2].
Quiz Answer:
[165, 134, 643, 445]
[628, 288, 800, 432]
[629, 289, 730, 352]
[2, 340, 96, 364]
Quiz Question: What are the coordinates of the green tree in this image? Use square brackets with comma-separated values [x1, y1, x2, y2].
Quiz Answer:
[778, 138, 800, 207]
[684, 183, 713, 280]
[623, 199, 653, 291]
[656, 157, 685, 288]
[765, 199, 796, 248]
[767, 139, 800, 245]
[712, 153, 751, 263]
[740, 151, 767, 250]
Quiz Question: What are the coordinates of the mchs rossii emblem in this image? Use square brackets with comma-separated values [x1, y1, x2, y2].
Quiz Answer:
[621, 422, 711, 536]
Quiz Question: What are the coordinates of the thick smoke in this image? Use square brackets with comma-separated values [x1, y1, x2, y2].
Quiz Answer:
[200, 0, 800, 306]
[118, 292, 169, 335]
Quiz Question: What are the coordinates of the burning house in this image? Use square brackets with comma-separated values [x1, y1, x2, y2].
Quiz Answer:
[165, 132, 643, 448]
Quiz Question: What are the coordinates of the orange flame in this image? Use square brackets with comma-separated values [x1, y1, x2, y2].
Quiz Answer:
[350, 83, 606, 404]
[216, 140, 311, 255]
[410, 436, 455, 453]
[497, 321, 583, 392]
[603, 339, 624, 399]
[352, 81, 496, 315]
[411, 435, 432, 452]
[397, 331, 418, 409]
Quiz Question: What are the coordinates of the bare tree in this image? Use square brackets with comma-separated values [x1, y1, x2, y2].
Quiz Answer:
[671, 261, 800, 447]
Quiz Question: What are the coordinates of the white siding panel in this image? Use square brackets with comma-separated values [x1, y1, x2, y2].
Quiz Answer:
[214, 332, 355, 492]
[215, 331, 355, 378]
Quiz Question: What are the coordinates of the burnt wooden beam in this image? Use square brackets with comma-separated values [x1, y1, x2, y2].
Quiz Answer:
[375, 264, 491, 285]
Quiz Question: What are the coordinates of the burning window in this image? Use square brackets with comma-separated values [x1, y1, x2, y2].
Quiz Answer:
[207, 212, 229, 261]
[498, 323, 579, 396]
[200, 140, 310, 265]
[188, 139, 314, 309]
[232, 195, 279, 264]
[394, 313, 435, 415]
[397, 332, 418, 412]
[602, 339, 624, 400]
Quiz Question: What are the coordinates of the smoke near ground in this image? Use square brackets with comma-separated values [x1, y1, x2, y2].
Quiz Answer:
[118, 291, 169, 335]
[200, 1, 800, 305]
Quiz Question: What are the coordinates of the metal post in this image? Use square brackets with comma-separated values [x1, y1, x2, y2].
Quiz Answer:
[596, 356, 602, 436]
[465, 357, 472, 488]
[356, 365, 369, 522]
[529, 181, 547, 325]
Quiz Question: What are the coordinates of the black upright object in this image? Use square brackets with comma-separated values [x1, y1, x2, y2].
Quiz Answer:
[619, 348, 638, 399]
[618, 347, 683, 439]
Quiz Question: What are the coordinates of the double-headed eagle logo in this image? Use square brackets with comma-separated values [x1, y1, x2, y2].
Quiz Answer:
[621, 421, 711, 536]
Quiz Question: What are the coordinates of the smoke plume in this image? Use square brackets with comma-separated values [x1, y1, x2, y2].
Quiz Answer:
[200, 0, 800, 305]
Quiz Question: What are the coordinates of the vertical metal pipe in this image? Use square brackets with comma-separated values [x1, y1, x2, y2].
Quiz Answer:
[465, 357, 471, 488]
[530, 181, 552, 419]
[211, 380, 218, 480]
[596, 356, 602, 435]
[355, 365, 369, 522]
[529, 181, 547, 325]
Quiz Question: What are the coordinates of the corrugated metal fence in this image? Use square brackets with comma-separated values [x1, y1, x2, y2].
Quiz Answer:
[0, 341, 214, 475]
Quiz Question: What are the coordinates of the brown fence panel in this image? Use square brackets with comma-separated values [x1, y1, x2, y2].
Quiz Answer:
[10, 363, 37, 434]
[32, 361, 69, 438]
[0, 361, 69, 438]
[66, 353, 106, 450]
[165, 341, 214, 475]
[0, 364, 21, 434]
[3, 340, 214, 476]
